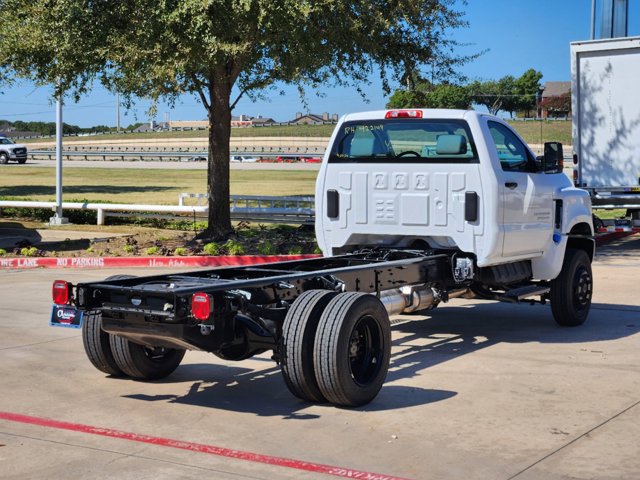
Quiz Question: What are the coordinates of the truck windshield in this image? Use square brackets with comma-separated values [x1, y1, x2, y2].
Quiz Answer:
[329, 119, 477, 164]
[0, 138, 15, 145]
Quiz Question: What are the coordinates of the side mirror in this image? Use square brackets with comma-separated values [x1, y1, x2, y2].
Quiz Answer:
[542, 142, 564, 173]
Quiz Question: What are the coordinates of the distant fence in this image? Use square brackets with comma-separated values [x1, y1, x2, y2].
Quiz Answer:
[28, 147, 325, 161]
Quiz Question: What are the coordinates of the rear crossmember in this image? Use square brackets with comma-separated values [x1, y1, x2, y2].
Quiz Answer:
[71, 250, 450, 352]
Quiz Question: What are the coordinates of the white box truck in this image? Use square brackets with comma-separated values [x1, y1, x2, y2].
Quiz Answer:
[571, 36, 640, 230]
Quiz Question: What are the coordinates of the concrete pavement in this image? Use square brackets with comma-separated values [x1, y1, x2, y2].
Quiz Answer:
[0, 236, 639, 479]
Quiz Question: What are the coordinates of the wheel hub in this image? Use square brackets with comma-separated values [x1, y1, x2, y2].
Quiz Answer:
[348, 315, 384, 387]
[573, 267, 592, 309]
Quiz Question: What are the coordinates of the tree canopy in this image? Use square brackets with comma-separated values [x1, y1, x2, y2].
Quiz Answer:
[387, 81, 471, 109]
[0, 0, 473, 238]
[468, 69, 543, 117]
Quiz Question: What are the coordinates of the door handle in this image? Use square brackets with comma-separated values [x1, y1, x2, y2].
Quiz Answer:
[505, 182, 518, 189]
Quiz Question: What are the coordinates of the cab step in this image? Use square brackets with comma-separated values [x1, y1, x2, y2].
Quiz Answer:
[499, 285, 550, 303]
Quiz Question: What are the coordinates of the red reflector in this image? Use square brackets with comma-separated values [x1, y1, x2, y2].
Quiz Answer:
[385, 110, 423, 119]
[573, 170, 579, 186]
[191, 293, 211, 321]
[52, 280, 70, 305]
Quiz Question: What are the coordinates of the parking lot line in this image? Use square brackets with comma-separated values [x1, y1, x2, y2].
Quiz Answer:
[0, 411, 409, 480]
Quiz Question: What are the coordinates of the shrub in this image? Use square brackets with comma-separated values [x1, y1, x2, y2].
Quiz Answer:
[146, 246, 161, 255]
[225, 240, 245, 256]
[203, 242, 221, 255]
[258, 241, 276, 255]
[122, 245, 135, 254]
[0, 248, 6, 256]
[288, 246, 303, 255]
[173, 247, 189, 256]
[20, 247, 39, 257]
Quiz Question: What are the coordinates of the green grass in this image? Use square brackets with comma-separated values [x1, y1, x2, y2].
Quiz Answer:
[507, 120, 572, 145]
[0, 168, 317, 204]
[593, 209, 627, 219]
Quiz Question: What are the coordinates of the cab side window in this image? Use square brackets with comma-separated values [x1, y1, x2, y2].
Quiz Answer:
[488, 121, 534, 172]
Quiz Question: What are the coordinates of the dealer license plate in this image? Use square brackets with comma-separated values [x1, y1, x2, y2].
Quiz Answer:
[50, 305, 84, 329]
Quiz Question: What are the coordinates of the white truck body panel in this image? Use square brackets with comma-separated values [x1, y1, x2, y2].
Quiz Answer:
[316, 109, 590, 280]
[571, 37, 640, 190]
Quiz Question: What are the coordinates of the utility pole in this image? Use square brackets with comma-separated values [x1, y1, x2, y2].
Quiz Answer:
[49, 95, 68, 225]
[591, 0, 597, 39]
[116, 93, 121, 133]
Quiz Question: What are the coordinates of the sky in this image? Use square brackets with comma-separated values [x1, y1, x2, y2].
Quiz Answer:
[1, 0, 639, 128]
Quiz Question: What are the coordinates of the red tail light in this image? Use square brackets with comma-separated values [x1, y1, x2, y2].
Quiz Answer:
[573, 170, 579, 186]
[385, 110, 423, 119]
[573, 153, 578, 165]
[191, 292, 211, 321]
[52, 280, 70, 305]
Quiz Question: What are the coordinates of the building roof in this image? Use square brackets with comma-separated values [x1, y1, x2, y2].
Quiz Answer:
[542, 81, 571, 97]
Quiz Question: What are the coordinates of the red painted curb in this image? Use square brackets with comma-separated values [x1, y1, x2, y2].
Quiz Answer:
[0, 411, 409, 480]
[0, 254, 320, 270]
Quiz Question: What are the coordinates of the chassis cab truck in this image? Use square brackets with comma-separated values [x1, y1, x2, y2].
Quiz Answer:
[50, 109, 594, 407]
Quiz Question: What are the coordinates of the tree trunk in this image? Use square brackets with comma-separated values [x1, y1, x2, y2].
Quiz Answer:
[205, 79, 233, 240]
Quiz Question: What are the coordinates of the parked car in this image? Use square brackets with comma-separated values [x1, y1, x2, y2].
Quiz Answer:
[0, 137, 28, 164]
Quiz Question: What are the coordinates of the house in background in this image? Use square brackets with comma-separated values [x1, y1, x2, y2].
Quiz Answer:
[168, 115, 276, 130]
[132, 121, 171, 133]
[288, 112, 339, 124]
[538, 81, 572, 119]
[0, 124, 41, 138]
[231, 115, 276, 127]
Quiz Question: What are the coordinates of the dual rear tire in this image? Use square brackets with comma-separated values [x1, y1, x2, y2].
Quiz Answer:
[81, 275, 185, 380]
[81, 312, 185, 380]
[281, 290, 391, 407]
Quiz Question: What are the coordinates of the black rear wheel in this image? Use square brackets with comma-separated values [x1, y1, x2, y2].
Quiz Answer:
[109, 336, 185, 380]
[281, 289, 337, 403]
[0, 153, 8, 164]
[314, 292, 391, 407]
[81, 311, 124, 376]
[550, 248, 593, 326]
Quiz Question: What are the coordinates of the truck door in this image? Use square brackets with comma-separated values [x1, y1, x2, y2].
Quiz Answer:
[487, 121, 554, 258]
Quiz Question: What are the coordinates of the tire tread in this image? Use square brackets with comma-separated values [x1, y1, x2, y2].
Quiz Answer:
[81, 311, 124, 376]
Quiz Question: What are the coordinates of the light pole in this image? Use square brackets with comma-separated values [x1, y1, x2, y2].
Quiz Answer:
[116, 93, 121, 133]
[49, 94, 68, 225]
[591, 0, 597, 40]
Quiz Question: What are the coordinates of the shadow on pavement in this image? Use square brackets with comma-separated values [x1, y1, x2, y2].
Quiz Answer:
[0, 221, 42, 249]
[120, 299, 637, 417]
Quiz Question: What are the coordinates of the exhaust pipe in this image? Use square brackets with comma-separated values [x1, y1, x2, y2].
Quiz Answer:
[379, 286, 469, 316]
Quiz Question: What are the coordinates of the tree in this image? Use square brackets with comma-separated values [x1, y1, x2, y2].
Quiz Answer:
[540, 93, 571, 118]
[387, 82, 471, 109]
[0, 0, 472, 239]
[469, 69, 542, 118]
[468, 78, 515, 115]
[514, 68, 543, 117]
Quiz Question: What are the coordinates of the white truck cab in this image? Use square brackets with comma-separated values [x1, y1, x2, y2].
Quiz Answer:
[0, 136, 28, 164]
[316, 109, 593, 282]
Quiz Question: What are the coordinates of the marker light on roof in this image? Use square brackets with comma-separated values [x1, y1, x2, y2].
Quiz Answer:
[385, 110, 423, 119]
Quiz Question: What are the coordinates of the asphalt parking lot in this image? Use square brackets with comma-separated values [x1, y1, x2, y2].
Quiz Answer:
[1, 236, 639, 480]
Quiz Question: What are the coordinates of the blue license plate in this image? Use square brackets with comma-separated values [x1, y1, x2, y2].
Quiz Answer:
[50, 305, 84, 329]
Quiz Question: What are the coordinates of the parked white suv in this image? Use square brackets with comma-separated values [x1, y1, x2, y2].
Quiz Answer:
[0, 136, 28, 164]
